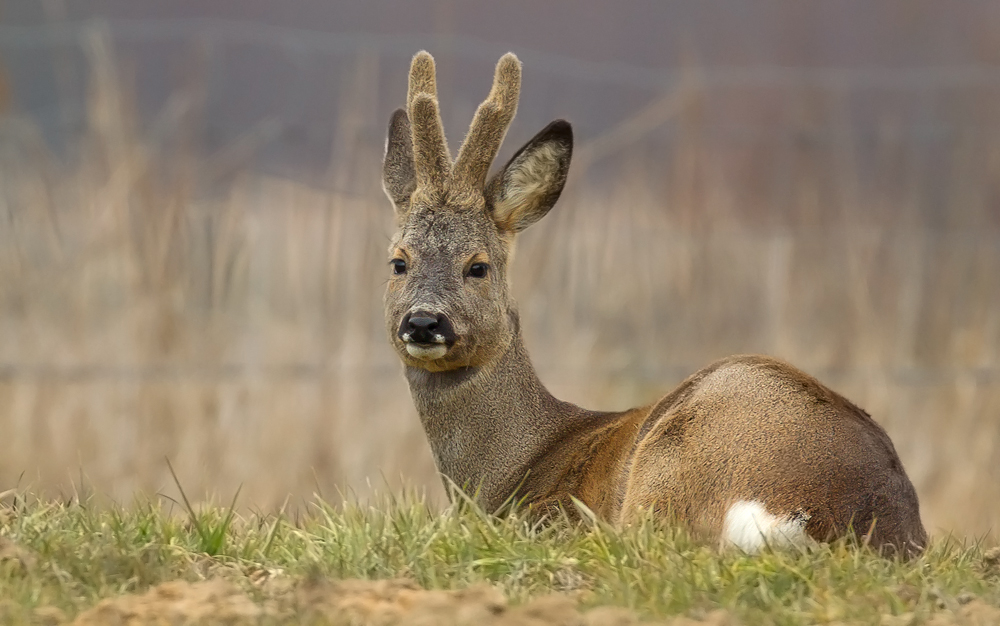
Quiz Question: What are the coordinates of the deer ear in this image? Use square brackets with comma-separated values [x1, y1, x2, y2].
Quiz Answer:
[382, 108, 416, 220]
[486, 120, 572, 233]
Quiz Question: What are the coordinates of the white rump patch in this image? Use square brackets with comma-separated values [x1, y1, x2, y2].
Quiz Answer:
[722, 500, 809, 553]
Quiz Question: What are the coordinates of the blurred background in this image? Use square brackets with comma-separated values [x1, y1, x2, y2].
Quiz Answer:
[0, 1, 997, 538]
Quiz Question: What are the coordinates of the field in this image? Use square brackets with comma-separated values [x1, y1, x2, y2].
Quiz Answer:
[0, 35, 998, 535]
[1, 489, 999, 625]
[0, 26, 999, 624]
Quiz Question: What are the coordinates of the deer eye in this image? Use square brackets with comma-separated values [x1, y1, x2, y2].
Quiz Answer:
[390, 259, 407, 275]
[468, 262, 489, 279]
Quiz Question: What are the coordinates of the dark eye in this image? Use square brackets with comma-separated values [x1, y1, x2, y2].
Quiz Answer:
[468, 262, 489, 279]
[391, 259, 407, 275]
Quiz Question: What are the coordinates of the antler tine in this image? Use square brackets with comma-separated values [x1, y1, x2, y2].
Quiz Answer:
[407, 51, 452, 191]
[453, 53, 521, 189]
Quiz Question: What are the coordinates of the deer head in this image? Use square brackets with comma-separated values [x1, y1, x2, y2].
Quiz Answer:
[382, 51, 573, 373]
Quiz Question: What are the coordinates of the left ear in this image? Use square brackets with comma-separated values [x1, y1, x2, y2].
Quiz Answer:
[485, 119, 572, 233]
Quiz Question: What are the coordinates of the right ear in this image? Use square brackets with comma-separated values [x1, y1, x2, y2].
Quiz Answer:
[485, 119, 572, 233]
[382, 108, 416, 221]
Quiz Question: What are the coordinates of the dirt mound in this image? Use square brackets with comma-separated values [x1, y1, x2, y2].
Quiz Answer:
[70, 577, 736, 625]
[50, 575, 1000, 625]
[0, 537, 36, 572]
[877, 600, 1000, 626]
[73, 579, 261, 625]
[925, 600, 1000, 626]
[983, 546, 1000, 572]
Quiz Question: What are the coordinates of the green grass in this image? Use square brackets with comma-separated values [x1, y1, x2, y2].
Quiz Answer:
[0, 489, 998, 624]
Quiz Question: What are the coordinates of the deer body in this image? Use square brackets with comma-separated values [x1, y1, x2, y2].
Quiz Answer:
[382, 51, 926, 555]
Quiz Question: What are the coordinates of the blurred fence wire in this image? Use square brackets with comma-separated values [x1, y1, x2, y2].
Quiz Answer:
[5, 20, 1000, 152]
[5, 19, 1000, 88]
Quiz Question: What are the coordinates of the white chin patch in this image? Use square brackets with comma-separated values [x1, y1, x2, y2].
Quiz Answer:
[722, 500, 810, 553]
[405, 343, 448, 360]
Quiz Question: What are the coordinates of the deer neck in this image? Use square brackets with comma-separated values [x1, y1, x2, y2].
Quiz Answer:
[404, 314, 581, 511]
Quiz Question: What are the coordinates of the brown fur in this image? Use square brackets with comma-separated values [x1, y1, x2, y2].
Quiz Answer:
[380, 51, 927, 556]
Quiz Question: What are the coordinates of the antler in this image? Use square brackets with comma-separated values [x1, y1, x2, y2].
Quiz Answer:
[453, 53, 522, 189]
[407, 51, 452, 191]
[405, 51, 522, 195]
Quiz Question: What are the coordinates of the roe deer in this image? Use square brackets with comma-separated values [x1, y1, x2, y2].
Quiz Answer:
[381, 51, 927, 556]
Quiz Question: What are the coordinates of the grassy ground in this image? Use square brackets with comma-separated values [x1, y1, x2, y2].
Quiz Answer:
[1, 489, 998, 625]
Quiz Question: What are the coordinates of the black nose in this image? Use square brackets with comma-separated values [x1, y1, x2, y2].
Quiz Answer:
[399, 311, 455, 345]
[409, 314, 438, 335]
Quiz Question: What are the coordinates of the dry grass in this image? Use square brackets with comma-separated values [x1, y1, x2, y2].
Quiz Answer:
[0, 36, 998, 539]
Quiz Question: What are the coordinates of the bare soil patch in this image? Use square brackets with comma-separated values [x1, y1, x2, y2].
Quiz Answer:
[69, 577, 736, 625]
